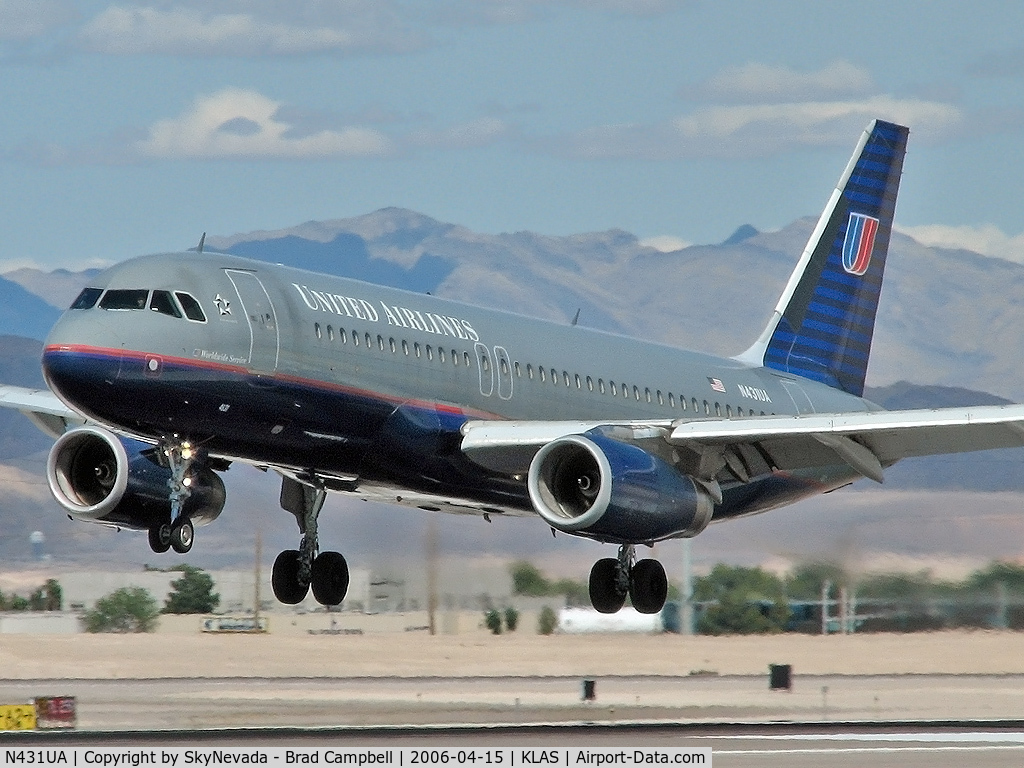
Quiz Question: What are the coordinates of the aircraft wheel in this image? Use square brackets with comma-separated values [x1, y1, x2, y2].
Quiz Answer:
[311, 551, 350, 606]
[148, 524, 171, 554]
[630, 558, 668, 614]
[272, 549, 309, 605]
[589, 557, 626, 614]
[169, 519, 194, 554]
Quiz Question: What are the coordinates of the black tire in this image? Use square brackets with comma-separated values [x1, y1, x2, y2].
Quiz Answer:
[272, 549, 309, 605]
[311, 551, 350, 606]
[630, 558, 668, 614]
[148, 524, 171, 554]
[169, 519, 194, 554]
[589, 557, 626, 614]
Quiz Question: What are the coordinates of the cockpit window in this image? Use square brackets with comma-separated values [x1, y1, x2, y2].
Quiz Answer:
[149, 290, 182, 318]
[175, 292, 207, 322]
[70, 287, 102, 310]
[99, 289, 149, 310]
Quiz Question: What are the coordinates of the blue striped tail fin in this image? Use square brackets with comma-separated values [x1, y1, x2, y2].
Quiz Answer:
[740, 119, 909, 397]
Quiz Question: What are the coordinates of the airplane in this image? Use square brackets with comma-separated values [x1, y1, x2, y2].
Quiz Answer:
[8, 118, 1024, 615]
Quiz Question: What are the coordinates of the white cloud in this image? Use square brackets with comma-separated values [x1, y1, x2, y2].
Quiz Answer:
[674, 96, 962, 145]
[79, 3, 419, 57]
[639, 235, 689, 252]
[0, 0, 75, 40]
[698, 60, 874, 103]
[564, 95, 962, 159]
[898, 223, 1024, 264]
[135, 89, 392, 160]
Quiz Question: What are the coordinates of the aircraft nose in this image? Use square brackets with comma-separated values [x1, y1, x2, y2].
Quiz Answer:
[42, 308, 124, 416]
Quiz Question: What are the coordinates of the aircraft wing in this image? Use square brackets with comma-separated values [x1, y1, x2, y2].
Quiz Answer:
[0, 384, 85, 438]
[461, 404, 1024, 485]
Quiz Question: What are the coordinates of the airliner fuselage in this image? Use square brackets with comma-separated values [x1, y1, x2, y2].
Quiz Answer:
[42, 250, 872, 528]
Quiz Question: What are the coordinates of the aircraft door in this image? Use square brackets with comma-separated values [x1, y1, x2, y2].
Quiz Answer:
[475, 342, 494, 397]
[494, 346, 513, 401]
[225, 270, 280, 374]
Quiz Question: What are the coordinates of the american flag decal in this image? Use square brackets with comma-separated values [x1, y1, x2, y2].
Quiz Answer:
[842, 212, 879, 276]
[708, 377, 726, 393]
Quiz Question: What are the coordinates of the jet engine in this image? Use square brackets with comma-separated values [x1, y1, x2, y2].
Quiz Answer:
[46, 426, 226, 530]
[527, 430, 713, 543]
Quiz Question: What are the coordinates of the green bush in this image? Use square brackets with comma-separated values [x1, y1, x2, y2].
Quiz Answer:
[85, 587, 160, 633]
[504, 606, 519, 632]
[163, 566, 220, 614]
[484, 609, 503, 635]
[538, 605, 558, 635]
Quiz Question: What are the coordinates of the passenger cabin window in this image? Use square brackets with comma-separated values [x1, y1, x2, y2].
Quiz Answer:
[100, 289, 148, 310]
[71, 287, 102, 310]
[149, 290, 182, 318]
[175, 292, 207, 322]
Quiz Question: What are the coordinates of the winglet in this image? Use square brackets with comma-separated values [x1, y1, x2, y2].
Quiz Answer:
[737, 120, 909, 397]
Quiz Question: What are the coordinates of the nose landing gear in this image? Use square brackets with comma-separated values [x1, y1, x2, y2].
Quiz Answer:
[147, 439, 199, 554]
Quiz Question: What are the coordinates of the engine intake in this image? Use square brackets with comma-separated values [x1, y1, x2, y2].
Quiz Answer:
[46, 426, 226, 530]
[527, 430, 713, 543]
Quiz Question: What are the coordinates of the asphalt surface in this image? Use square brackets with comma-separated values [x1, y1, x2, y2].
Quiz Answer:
[5, 669, 1024, 765]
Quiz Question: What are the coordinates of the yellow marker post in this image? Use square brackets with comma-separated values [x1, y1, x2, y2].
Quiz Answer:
[0, 704, 36, 731]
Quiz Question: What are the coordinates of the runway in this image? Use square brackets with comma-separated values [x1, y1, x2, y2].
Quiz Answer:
[5, 673, 1024, 729]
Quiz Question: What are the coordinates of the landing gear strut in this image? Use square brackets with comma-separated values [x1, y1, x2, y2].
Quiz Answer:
[272, 476, 350, 606]
[588, 545, 667, 615]
[147, 440, 199, 554]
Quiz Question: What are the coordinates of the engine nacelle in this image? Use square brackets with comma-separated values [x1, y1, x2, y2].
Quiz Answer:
[527, 430, 713, 544]
[46, 426, 226, 530]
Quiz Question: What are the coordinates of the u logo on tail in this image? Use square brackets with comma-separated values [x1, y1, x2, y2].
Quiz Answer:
[842, 212, 879, 276]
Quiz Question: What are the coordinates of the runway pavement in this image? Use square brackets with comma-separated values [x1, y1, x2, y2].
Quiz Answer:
[5, 673, 1024, 729]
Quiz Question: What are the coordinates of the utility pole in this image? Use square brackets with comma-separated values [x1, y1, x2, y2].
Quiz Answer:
[680, 538, 694, 635]
[821, 580, 831, 635]
[426, 516, 438, 635]
[254, 529, 262, 630]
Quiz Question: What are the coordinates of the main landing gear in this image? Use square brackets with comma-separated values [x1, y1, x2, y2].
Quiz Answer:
[272, 476, 350, 606]
[588, 545, 668, 615]
[147, 440, 198, 555]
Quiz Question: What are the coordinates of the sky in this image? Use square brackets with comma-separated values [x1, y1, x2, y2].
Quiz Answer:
[4, 0, 1024, 271]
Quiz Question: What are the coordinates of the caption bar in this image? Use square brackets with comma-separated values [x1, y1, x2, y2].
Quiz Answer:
[0, 749, 711, 767]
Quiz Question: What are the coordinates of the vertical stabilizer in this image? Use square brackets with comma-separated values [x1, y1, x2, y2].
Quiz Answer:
[739, 120, 909, 397]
